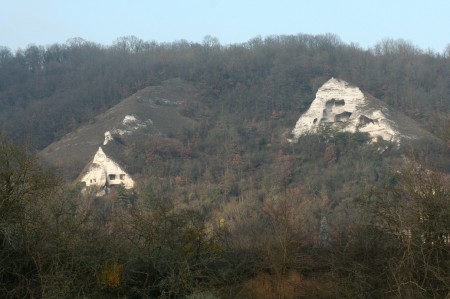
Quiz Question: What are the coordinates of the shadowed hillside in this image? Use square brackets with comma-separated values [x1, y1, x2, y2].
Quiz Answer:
[39, 78, 198, 179]
[1, 34, 450, 298]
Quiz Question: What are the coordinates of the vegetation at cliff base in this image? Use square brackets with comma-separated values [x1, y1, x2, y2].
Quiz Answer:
[1, 34, 450, 298]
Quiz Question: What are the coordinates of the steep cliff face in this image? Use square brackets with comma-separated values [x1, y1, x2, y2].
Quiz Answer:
[80, 147, 134, 190]
[291, 78, 421, 143]
[78, 114, 155, 191]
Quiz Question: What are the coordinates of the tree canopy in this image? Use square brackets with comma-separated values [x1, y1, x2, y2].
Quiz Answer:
[0, 34, 449, 149]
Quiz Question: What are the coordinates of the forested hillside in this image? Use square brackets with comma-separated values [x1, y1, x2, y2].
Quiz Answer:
[1, 34, 450, 298]
[1, 34, 449, 149]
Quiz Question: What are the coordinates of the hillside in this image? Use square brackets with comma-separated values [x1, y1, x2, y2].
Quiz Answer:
[1, 34, 449, 150]
[1, 35, 450, 298]
[39, 78, 198, 179]
[290, 78, 435, 143]
[39, 73, 448, 193]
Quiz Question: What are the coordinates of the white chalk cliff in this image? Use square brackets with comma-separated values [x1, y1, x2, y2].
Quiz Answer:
[79, 114, 155, 191]
[81, 147, 134, 190]
[78, 114, 154, 191]
[104, 114, 153, 145]
[291, 78, 406, 143]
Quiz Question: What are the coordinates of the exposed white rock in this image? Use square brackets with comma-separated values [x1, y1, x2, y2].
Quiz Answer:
[81, 147, 134, 189]
[80, 115, 151, 193]
[103, 131, 113, 145]
[113, 114, 153, 136]
[291, 78, 404, 144]
[122, 114, 138, 125]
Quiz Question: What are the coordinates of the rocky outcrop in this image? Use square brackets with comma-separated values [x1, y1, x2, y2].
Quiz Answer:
[79, 114, 156, 191]
[104, 114, 153, 145]
[80, 147, 134, 190]
[39, 79, 197, 181]
[290, 78, 412, 144]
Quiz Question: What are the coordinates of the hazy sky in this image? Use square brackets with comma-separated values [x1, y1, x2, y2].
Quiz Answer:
[1, 0, 449, 52]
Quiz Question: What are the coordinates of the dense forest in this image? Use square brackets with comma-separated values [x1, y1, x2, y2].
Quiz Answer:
[1, 34, 449, 149]
[1, 34, 450, 298]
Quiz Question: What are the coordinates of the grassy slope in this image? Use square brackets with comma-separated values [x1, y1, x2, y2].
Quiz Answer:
[39, 78, 198, 180]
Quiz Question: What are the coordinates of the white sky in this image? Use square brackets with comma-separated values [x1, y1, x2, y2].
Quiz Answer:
[1, 0, 449, 53]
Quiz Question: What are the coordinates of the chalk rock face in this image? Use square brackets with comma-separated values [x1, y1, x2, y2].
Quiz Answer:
[81, 147, 134, 189]
[79, 114, 153, 192]
[103, 114, 153, 145]
[291, 78, 403, 143]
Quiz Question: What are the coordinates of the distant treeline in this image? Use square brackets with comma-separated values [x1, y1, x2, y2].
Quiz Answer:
[0, 34, 449, 149]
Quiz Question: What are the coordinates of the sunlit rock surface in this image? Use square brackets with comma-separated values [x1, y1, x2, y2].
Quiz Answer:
[80, 147, 134, 189]
[103, 114, 153, 145]
[81, 114, 150, 190]
[291, 78, 406, 143]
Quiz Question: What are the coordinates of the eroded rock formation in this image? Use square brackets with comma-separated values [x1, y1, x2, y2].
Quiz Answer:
[80, 147, 134, 190]
[291, 78, 406, 143]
